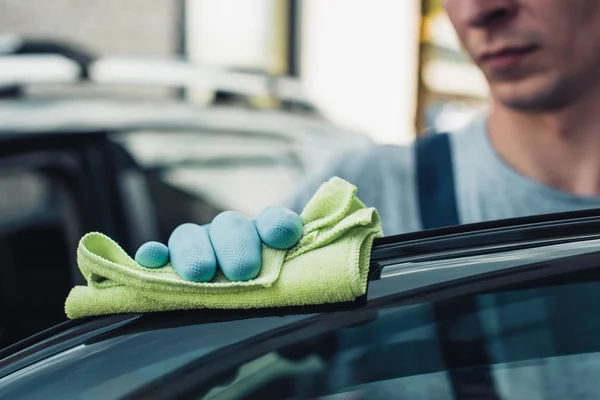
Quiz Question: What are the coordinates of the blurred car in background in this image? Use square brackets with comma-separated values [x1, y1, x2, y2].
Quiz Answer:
[0, 37, 371, 348]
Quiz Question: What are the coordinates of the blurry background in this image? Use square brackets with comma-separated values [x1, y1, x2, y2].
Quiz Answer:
[0, 0, 490, 347]
[0, 0, 489, 141]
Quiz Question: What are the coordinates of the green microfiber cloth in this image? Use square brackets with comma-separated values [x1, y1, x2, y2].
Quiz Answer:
[64, 177, 383, 319]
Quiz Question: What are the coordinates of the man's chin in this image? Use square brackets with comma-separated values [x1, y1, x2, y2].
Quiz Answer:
[491, 78, 576, 112]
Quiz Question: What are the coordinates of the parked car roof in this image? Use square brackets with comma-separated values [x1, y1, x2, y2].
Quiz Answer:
[0, 96, 371, 216]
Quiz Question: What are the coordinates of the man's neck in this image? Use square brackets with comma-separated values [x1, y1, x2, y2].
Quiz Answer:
[488, 100, 600, 196]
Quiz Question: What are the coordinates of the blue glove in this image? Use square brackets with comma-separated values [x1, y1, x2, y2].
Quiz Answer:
[134, 206, 303, 282]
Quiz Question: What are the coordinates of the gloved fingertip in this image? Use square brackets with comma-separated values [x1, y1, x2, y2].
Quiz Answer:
[135, 241, 169, 269]
[256, 205, 303, 250]
[168, 223, 217, 282]
[211, 211, 262, 281]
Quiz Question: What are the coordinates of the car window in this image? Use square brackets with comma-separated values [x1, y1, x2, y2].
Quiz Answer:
[0, 168, 81, 348]
[179, 273, 600, 399]
[3, 249, 600, 400]
[112, 130, 305, 218]
[0, 313, 313, 400]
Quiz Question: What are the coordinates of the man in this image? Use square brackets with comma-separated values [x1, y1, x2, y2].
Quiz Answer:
[137, 0, 600, 276]
[289, 0, 600, 235]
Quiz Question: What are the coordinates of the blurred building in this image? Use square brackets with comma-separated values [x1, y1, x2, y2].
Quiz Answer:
[0, 0, 180, 56]
[0, 0, 490, 143]
[417, 0, 490, 134]
[185, 0, 423, 145]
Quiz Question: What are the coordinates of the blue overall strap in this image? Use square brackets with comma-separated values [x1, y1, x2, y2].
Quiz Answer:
[415, 132, 460, 229]
[416, 132, 500, 398]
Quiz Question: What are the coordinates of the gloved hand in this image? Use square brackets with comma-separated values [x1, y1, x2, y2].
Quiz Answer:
[134, 206, 303, 282]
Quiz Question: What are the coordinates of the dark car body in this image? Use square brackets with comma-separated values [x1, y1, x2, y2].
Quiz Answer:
[2, 211, 600, 399]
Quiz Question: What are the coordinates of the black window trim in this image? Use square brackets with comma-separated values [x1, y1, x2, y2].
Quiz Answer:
[370, 209, 600, 278]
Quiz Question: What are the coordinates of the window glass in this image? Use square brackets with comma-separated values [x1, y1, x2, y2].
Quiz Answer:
[113, 130, 304, 219]
[0, 314, 312, 399]
[192, 279, 600, 400]
[0, 168, 80, 348]
[3, 264, 600, 400]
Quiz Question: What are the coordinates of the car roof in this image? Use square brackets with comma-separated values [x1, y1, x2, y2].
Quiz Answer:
[0, 97, 363, 138]
[2, 208, 600, 393]
[0, 97, 370, 173]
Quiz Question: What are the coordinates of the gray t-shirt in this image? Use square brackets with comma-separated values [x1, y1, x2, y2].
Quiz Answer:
[287, 114, 600, 398]
[288, 114, 600, 235]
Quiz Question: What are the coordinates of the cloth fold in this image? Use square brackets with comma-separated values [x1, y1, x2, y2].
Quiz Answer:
[65, 177, 383, 319]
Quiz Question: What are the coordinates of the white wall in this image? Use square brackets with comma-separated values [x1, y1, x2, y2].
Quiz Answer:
[185, 0, 281, 72]
[185, 0, 421, 145]
[301, 0, 421, 144]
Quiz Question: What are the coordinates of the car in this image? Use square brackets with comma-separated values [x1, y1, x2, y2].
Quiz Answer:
[1, 210, 600, 399]
[0, 39, 371, 349]
[0, 37, 371, 217]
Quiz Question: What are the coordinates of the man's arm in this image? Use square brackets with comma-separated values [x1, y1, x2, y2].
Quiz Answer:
[284, 147, 375, 214]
